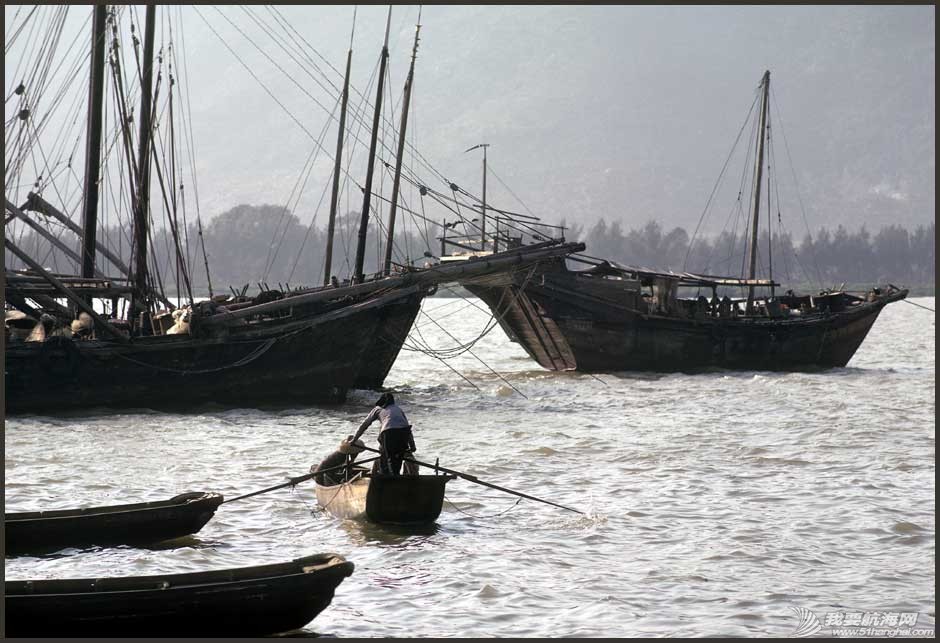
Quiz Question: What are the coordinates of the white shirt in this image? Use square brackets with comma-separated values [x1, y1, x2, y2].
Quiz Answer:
[355, 403, 410, 438]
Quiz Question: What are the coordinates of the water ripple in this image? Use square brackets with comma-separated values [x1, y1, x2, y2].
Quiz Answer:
[4, 297, 935, 637]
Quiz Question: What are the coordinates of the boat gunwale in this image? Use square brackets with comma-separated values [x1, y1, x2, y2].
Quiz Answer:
[314, 472, 458, 490]
[5, 554, 353, 595]
[525, 273, 908, 328]
[4, 491, 223, 522]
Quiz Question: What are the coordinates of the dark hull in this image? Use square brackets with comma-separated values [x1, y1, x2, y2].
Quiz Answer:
[352, 290, 425, 390]
[315, 474, 453, 525]
[4, 292, 413, 414]
[464, 269, 908, 372]
[365, 474, 453, 524]
[5, 492, 223, 555]
[4, 553, 354, 637]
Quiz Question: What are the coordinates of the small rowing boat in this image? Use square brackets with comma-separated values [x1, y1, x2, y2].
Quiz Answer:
[4, 553, 354, 637]
[4, 491, 223, 555]
[315, 466, 454, 525]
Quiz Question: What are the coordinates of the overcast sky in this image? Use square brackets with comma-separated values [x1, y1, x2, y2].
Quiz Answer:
[5, 5, 935, 239]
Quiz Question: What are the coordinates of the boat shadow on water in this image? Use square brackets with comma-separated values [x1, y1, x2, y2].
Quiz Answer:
[3, 535, 228, 560]
[329, 514, 442, 548]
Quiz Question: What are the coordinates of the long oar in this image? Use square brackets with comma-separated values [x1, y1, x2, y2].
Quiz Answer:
[358, 445, 584, 515]
[223, 456, 380, 504]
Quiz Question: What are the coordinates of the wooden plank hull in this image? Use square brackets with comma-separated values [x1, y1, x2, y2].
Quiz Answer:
[315, 474, 452, 525]
[5, 492, 223, 555]
[3, 294, 401, 414]
[4, 243, 583, 412]
[463, 264, 908, 372]
[4, 553, 354, 637]
[352, 289, 425, 390]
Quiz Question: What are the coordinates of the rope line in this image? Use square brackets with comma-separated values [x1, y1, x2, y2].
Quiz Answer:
[444, 494, 522, 520]
[902, 299, 934, 313]
[113, 337, 276, 374]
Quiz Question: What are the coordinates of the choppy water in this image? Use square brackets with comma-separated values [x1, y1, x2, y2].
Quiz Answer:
[5, 296, 935, 637]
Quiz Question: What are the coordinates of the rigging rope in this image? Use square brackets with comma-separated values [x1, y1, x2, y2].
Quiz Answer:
[173, 5, 213, 296]
[683, 90, 760, 272]
[190, 6, 318, 142]
[770, 86, 824, 288]
[114, 337, 277, 374]
[396, 263, 550, 397]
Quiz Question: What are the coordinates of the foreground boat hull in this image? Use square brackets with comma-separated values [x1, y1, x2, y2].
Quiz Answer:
[315, 474, 452, 525]
[5, 492, 223, 555]
[4, 553, 354, 637]
[463, 266, 908, 372]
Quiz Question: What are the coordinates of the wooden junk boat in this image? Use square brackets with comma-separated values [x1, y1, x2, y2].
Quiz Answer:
[453, 71, 908, 372]
[4, 7, 584, 413]
[4, 491, 224, 556]
[463, 260, 907, 371]
[4, 553, 354, 637]
[315, 465, 454, 525]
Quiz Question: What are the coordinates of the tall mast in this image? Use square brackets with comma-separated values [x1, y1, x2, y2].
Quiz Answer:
[130, 5, 156, 329]
[745, 70, 770, 313]
[383, 15, 422, 275]
[464, 143, 489, 251]
[353, 6, 392, 284]
[481, 143, 487, 250]
[323, 16, 355, 286]
[79, 5, 108, 281]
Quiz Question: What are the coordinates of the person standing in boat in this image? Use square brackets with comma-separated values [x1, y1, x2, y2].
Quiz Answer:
[353, 393, 416, 476]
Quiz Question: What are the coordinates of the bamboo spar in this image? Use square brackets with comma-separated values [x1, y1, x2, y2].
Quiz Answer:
[6, 200, 103, 278]
[21, 192, 176, 311]
[4, 239, 129, 342]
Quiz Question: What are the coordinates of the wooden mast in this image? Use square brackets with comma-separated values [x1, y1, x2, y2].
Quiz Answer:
[353, 6, 392, 284]
[323, 21, 355, 286]
[464, 143, 489, 251]
[79, 5, 109, 282]
[130, 5, 156, 332]
[745, 70, 770, 314]
[383, 16, 422, 276]
[481, 143, 488, 250]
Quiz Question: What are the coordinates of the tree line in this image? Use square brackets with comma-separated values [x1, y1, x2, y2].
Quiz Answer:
[568, 218, 934, 292]
[7, 204, 934, 297]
